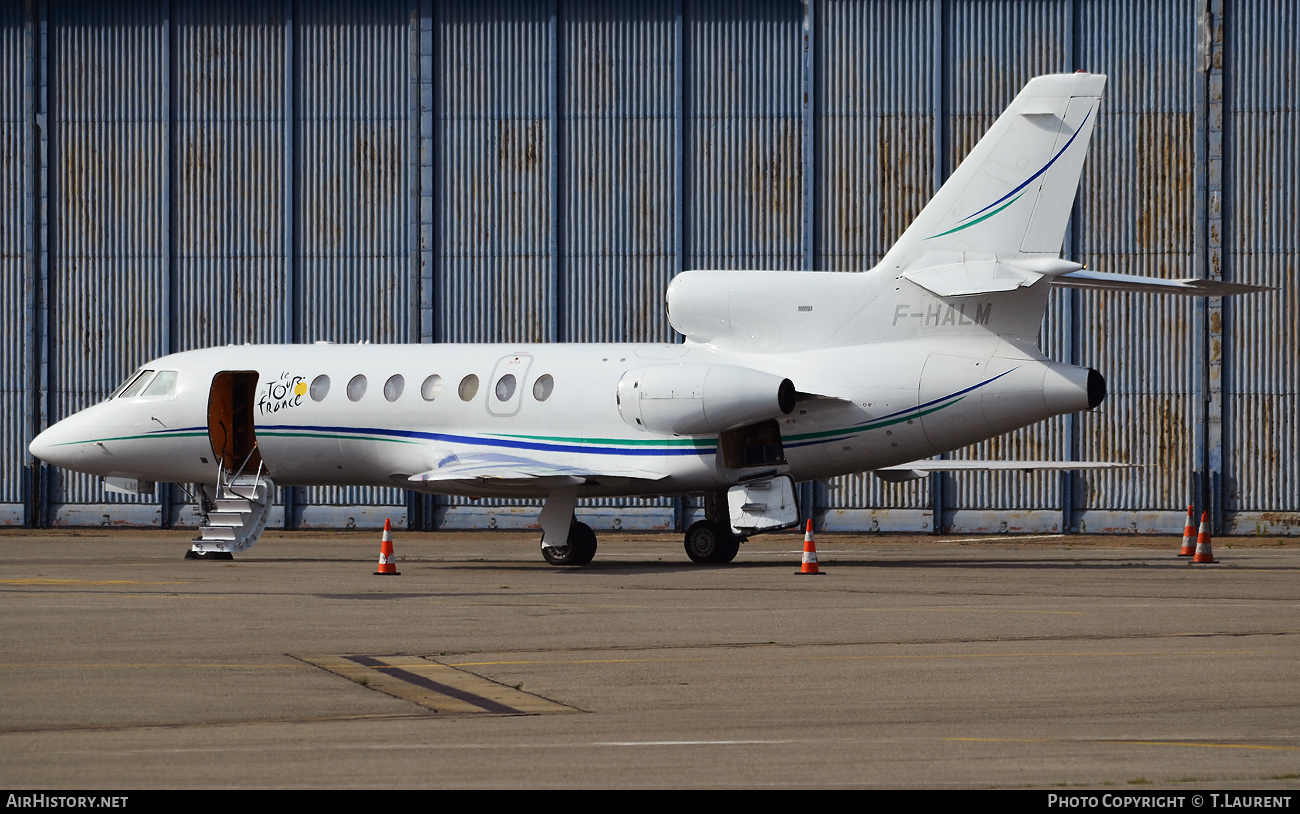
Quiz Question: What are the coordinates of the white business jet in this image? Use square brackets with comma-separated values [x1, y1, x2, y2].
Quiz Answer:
[28, 73, 1263, 565]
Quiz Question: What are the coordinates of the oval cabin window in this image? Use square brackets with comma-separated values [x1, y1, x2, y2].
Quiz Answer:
[347, 374, 367, 402]
[421, 374, 443, 401]
[494, 374, 516, 401]
[384, 374, 405, 402]
[310, 374, 330, 401]
[532, 374, 554, 402]
[458, 374, 479, 401]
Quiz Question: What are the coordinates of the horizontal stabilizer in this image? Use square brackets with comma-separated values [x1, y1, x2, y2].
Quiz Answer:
[874, 459, 1136, 483]
[1052, 270, 1271, 296]
[903, 254, 1083, 297]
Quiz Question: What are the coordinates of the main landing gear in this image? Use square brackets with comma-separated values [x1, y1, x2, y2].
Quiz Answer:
[539, 487, 597, 566]
[683, 490, 745, 564]
[542, 519, 598, 566]
[684, 519, 742, 564]
[535, 488, 746, 567]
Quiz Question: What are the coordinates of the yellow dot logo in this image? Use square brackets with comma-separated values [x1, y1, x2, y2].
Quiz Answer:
[294, 381, 308, 396]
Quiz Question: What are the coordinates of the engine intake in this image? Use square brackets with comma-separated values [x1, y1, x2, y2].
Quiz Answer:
[617, 364, 795, 436]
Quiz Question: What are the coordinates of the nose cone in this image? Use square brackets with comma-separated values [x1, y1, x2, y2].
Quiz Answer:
[29, 412, 94, 471]
[30, 421, 75, 469]
[28, 427, 53, 462]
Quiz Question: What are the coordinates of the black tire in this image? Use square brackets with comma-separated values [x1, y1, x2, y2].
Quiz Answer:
[713, 531, 741, 564]
[542, 520, 597, 566]
[684, 520, 739, 564]
[185, 550, 234, 561]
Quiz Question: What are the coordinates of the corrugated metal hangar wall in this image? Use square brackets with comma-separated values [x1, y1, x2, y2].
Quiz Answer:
[2, 0, 1296, 535]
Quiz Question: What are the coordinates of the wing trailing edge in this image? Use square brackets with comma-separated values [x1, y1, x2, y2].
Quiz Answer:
[408, 452, 668, 487]
[874, 459, 1138, 483]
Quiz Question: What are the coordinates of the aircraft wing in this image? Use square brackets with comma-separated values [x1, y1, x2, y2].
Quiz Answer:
[874, 459, 1136, 483]
[409, 452, 668, 487]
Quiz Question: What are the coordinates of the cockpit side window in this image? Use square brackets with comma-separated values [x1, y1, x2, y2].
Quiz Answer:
[115, 370, 156, 399]
[141, 370, 179, 397]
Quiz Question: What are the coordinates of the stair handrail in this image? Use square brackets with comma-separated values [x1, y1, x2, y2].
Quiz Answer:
[230, 446, 258, 485]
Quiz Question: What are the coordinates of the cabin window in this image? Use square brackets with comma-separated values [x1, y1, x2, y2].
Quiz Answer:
[494, 373, 516, 402]
[458, 374, 479, 401]
[141, 370, 178, 397]
[421, 374, 443, 401]
[116, 370, 156, 399]
[532, 374, 554, 402]
[310, 375, 330, 401]
[347, 374, 367, 402]
[384, 374, 405, 402]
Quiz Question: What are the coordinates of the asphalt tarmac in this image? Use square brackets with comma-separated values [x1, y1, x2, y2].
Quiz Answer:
[1, 528, 1297, 789]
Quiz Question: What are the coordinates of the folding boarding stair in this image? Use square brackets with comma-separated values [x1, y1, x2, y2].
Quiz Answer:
[187, 457, 274, 559]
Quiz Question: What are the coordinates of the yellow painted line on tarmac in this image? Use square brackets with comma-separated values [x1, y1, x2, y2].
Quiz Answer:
[945, 736, 1300, 752]
[860, 607, 1085, 615]
[0, 662, 309, 669]
[0, 578, 189, 586]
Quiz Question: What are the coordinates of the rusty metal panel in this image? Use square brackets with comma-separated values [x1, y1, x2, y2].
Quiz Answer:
[815, 0, 934, 519]
[433, 1, 551, 513]
[815, 0, 933, 270]
[944, 0, 1070, 172]
[295, 0, 412, 512]
[436, 0, 551, 344]
[1222, 0, 1300, 526]
[685, 0, 802, 271]
[297, 0, 409, 344]
[562, 0, 677, 343]
[940, 1, 1070, 521]
[1, 2, 27, 518]
[172, 0, 287, 349]
[21, 0, 1300, 534]
[1071, 1, 1200, 525]
[46, 0, 169, 519]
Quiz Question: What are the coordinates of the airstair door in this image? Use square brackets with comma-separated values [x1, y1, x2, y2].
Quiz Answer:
[208, 371, 262, 475]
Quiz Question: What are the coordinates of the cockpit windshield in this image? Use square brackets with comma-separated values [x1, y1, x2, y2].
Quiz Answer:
[142, 370, 178, 397]
[112, 370, 155, 399]
[110, 369, 179, 400]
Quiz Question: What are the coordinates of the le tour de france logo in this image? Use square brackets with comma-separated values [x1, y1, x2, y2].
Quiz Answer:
[257, 372, 308, 415]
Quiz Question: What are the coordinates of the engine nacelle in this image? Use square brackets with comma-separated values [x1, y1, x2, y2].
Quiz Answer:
[617, 364, 796, 436]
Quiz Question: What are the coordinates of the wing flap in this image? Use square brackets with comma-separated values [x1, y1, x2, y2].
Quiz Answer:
[409, 452, 667, 486]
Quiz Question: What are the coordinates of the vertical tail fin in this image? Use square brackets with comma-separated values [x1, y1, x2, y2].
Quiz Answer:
[880, 73, 1106, 272]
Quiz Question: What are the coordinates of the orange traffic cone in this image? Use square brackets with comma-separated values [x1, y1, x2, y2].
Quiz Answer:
[797, 519, 823, 575]
[1178, 505, 1196, 556]
[374, 518, 401, 575]
[1192, 511, 1217, 564]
